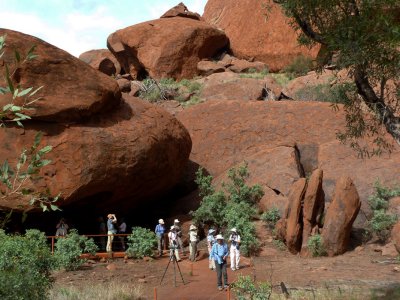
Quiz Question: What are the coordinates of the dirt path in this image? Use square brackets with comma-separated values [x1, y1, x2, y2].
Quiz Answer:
[52, 243, 400, 300]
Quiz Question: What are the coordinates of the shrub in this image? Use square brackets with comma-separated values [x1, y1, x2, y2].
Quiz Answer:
[126, 227, 157, 259]
[367, 181, 400, 242]
[231, 275, 272, 300]
[272, 239, 286, 251]
[0, 229, 55, 300]
[54, 229, 98, 271]
[307, 234, 327, 257]
[293, 82, 354, 104]
[261, 207, 281, 228]
[283, 54, 314, 77]
[191, 163, 264, 256]
[239, 68, 269, 79]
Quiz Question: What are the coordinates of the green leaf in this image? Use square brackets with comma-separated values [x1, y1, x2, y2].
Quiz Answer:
[38, 145, 52, 154]
[50, 204, 60, 211]
[28, 86, 43, 98]
[5, 65, 14, 94]
[2, 104, 13, 111]
[0, 86, 9, 95]
[17, 87, 33, 97]
[10, 105, 22, 112]
[21, 188, 31, 195]
[14, 50, 21, 63]
[33, 132, 43, 148]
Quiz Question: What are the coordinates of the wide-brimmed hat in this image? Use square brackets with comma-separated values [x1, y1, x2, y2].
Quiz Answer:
[230, 228, 237, 232]
[208, 228, 216, 234]
[170, 225, 175, 230]
[189, 224, 197, 231]
[174, 219, 180, 223]
[216, 234, 224, 240]
[158, 219, 164, 224]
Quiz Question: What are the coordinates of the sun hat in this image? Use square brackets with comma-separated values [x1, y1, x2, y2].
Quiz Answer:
[170, 225, 175, 230]
[189, 224, 197, 230]
[230, 228, 237, 232]
[158, 219, 164, 224]
[208, 228, 216, 234]
[174, 219, 180, 223]
[216, 234, 224, 240]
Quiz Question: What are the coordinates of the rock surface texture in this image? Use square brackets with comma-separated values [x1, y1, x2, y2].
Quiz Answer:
[177, 100, 400, 227]
[79, 49, 122, 76]
[203, 0, 319, 72]
[322, 177, 361, 256]
[0, 29, 121, 123]
[0, 30, 192, 212]
[392, 221, 400, 254]
[107, 16, 228, 80]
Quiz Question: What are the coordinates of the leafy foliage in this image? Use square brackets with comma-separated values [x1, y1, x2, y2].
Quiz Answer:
[231, 275, 272, 300]
[192, 163, 264, 256]
[293, 82, 355, 104]
[54, 229, 98, 271]
[239, 68, 269, 79]
[261, 207, 281, 228]
[367, 181, 399, 241]
[126, 227, 157, 259]
[0, 229, 55, 300]
[283, 54, 314, 77]
[273, 1, 400, 153]
[307, 234, 327, 257]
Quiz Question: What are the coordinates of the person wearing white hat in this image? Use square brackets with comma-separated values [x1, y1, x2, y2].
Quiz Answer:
[188, 224, 198, 261]
[210, 234, 229, 291]
[168, 225, 181, 261]
[155, 219, 166, 257]
[207, 228, 216, 270]
[174, 219, 185, 255]
[229, 228, 241, 271]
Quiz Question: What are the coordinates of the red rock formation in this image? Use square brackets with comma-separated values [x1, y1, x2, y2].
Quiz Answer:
[161, 2, 202, 20]
[392, 221, 400, 254]
[285, 178, 307, 254]
[322, 177, 361, 256]
[0, 29, 121, 122]
[301, 169, 325, 256]
[107, 17, 228, 80]
[203, 0, 319, 72]
[79, 49, 121, 76]
[0, 30, 192, 212]
[177, 100, 400, 226]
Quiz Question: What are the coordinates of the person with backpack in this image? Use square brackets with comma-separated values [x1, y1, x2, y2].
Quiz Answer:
[229, 227, 241, 271]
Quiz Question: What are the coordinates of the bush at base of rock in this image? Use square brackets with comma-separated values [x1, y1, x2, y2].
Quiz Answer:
[307, 234, 327, 257]
[54, 230, 98, 271]
[261, 207, 281, 229]
[231, 275, 272, 300]
[126, 227, 157, 259]
[0, 229, 55, 300]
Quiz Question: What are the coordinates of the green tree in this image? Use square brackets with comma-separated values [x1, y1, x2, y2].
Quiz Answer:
[272, 1, 400, 155]
[126, 227, 157, 258]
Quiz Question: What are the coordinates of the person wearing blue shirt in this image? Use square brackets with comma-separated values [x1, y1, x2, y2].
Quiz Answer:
[155, 219, 166, 257]
[106, 214, 117, 252]
[210, 234, 229, 291]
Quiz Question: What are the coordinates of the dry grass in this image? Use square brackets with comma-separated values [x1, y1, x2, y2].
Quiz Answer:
[49, 280, 145, 300]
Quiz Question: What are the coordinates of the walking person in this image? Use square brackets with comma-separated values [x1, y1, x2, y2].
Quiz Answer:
[210, 234, 229, 291]
[173, 219, 185, 255]
[207, 228, 216, 270]
[168, 225, 181, 261]
[118, 217, 127, 251]
[188, 224, 198, 262]
[155, 219, 166, 257]
[106, 214, 117, 252]
[229, 228, 241, 271]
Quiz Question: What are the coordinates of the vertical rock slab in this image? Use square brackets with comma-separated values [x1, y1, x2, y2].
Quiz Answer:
[322, 177, 361, 256]
[391, 221, 400, 254]
[301, 169, 325, 256]
[285, 178, 307, 254]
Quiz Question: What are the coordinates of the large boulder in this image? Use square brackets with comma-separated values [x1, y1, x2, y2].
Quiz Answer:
[107, 17, 228, 80]
[199, 72, 268, 101]
[0, 29, 121, 122]
[301, 169, 325, 255]
[79, 49, 122, 76]
[203, 0, 319, 72]
[285, 178, 307, 254]
[321, 177, 361, 256]
[177, 100, 400, 227]
[0, 95, 192, 212]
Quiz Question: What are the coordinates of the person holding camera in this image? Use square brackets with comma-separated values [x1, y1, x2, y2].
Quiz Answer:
[210, 234, 229, 291]
[173, 219, 185, 255]
[207, 228, 216, 270]
[168, 225, 181, 261]
[229, 228, 241, 271]
[155, 219, 166, 257]
[106, 214, 117, 252]
[55, 218, 69, 237]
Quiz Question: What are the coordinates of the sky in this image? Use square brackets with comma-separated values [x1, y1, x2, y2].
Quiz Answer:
[0, 0, 207, 57]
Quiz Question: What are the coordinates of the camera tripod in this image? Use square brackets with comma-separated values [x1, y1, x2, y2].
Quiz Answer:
[160, 247, 186, 287]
